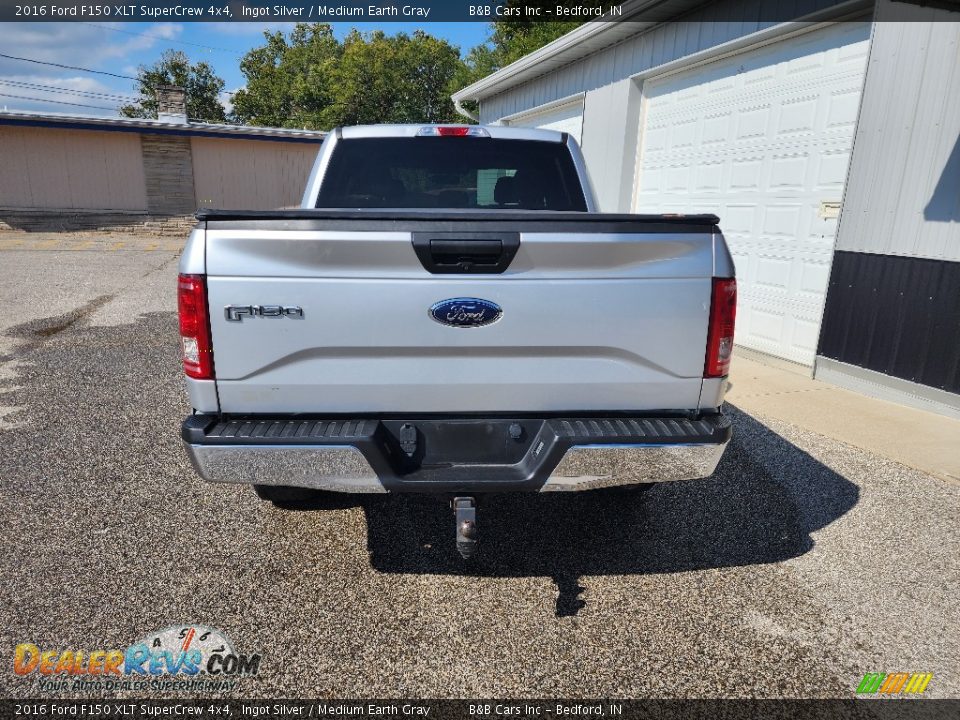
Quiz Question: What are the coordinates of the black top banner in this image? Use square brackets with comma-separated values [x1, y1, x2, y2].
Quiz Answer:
[6, 1, 625, 23]
[9, 0, 956, 24]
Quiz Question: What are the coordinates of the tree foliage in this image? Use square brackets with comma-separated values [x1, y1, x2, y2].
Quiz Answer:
[231, 23, 339, 129]
[231, 24, 462, 129]
[455, 13, 589, 117]
[126, 19, 594, 130]
[120, 49, 227, 123]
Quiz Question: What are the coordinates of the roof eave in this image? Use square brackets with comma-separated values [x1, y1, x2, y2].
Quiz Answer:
[451, 0, 674, 103]
[0, 110, 327, 140]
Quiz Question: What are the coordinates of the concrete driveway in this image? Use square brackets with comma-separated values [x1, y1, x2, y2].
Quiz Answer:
[0, 234, 957, 699]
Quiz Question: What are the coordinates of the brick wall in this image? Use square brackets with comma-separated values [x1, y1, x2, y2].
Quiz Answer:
[141, 134, 197, 215]
[0, 210, 195, 236]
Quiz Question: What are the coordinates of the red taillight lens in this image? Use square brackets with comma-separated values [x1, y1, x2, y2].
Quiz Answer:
[704, 277, 737, 378]
[178, 273, 213, 379]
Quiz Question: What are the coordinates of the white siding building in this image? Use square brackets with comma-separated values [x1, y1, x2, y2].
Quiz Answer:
[453, 0, 960, 417]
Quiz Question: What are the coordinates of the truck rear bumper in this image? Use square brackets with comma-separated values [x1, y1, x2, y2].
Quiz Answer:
[182, 414, 731, 494]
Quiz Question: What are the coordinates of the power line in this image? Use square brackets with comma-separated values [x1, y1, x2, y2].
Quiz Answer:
[81, 22, 243, 55]
[0, 51, 238, 96]
[0, 92, 120, 111]
[0, 79, 138, 103]
[0, 53, 139, 81]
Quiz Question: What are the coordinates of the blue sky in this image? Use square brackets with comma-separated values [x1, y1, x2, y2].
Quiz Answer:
[0, 22, 491, 118]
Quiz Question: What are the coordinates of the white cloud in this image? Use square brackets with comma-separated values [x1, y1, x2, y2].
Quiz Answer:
[219, 86, 242, 116]
[0, 22, 184, 115]
[0, 73, 137, 117]
[0, 23, 184, 69]
[210, 21, 297, 36]
[145, 22, 184, 40]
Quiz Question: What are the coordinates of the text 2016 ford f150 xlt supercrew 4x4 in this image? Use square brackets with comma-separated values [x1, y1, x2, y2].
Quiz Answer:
[178, 124, 736, 557]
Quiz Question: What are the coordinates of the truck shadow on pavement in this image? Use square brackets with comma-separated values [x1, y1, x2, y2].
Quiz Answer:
[1, 307, 860, 621]
[357, 406, 859, 616]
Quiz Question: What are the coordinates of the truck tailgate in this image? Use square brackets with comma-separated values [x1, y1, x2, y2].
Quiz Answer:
[202, 212, 718, 414]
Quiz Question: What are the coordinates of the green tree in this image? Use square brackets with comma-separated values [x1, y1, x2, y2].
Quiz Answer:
[232, 24, 462, 130]
[455, 3, 605, 112]
[120, 49, 227, 123]
[231, 23, 340, 129]
[484, 18, 584, 68]
[329, 29, 461, 126]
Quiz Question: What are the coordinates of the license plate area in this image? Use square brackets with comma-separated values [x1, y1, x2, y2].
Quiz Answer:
[381, 419, 539, 469]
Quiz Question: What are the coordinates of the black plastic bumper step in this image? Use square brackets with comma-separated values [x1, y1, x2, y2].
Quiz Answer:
[182, 413, 730, 492]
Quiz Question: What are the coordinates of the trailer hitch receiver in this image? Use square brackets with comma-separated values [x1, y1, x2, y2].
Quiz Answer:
[453, 496, 477, 559]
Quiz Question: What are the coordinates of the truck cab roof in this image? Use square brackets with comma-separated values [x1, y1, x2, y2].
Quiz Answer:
[337, 123, 568, 143]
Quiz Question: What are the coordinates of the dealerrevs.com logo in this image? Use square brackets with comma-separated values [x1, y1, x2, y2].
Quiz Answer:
[14, 625, 261, 692]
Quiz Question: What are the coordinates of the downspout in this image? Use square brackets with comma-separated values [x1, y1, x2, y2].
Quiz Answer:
[453, 97, 479, 123]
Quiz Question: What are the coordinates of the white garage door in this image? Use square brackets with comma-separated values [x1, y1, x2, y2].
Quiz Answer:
[635, 22, 871, 365]
[507, 98, 584, 145]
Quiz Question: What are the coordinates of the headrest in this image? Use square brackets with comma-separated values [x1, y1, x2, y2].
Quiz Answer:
[494, 175, 518, 205]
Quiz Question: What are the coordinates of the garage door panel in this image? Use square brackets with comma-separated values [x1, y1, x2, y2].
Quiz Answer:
[703, 112, 733, 144]
[719, 204, 758, 234]
[762, 204, 806, 237]
[641, 140, 858, 195]
[695, 162, 724, 191]
[826, 87, 863, 129]
[671, 118, 698, 148]
[816, 149, 852, 188]
[730, 158, 765, 190]
[507, 99, 583, 145]
[635, 22, 870, 365]
[755, 256, 794, 292]
[665, 165, 692, 191]
[798, 258, 832, 296]
[646, 63, 866, 115]
[738, 288, 827, 364]
[777, 95, 820, 135]
[644, 125, 669, 152]
[769, 153, 811, 189]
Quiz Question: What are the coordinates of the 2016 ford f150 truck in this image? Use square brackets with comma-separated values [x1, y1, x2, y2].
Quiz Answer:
[179, 124, 736, 557]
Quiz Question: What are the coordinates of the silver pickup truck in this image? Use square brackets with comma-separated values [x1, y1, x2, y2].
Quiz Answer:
[178, 124, 736, 557]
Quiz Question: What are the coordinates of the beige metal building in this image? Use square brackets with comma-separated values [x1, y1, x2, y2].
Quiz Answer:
[0, 90, 324, 230]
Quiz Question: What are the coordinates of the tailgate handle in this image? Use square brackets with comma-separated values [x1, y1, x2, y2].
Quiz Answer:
[413, 233, 520, 274]
[430, 239, 502, 267]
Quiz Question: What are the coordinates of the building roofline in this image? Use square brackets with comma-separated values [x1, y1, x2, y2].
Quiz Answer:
[452, 0, 872, 106]
[0, 110, 326, 143]
[451, 0, 676, 104]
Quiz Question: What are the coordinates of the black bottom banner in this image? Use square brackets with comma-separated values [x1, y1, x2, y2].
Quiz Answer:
[2, 700, 958, 720]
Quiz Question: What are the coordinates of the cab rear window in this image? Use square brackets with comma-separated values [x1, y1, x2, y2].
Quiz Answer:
[315, 137, 588, 211]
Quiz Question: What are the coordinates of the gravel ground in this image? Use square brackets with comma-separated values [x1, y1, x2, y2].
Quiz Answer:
[0, 243, 957, 699]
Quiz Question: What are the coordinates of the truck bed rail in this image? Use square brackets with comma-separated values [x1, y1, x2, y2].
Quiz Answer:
[196, 208, 720, 234]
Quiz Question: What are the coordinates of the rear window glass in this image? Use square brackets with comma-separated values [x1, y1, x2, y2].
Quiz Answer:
[315, 137, 587, 211]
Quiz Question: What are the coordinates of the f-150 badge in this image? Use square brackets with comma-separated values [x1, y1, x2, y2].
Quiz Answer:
[224, 305, 303, 322]
[429, 298, 501, 328]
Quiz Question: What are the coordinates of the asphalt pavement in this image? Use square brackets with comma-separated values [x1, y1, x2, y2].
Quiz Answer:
[0, 235, 957, 699]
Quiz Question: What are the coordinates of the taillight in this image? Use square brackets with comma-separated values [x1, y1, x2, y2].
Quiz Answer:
[416, 126, 490, 137]
[704, 277, 737, 378]
[178, 273, 213, 379]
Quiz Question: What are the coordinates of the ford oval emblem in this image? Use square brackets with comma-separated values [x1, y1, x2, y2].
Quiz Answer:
[429, 297, 502, 328]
